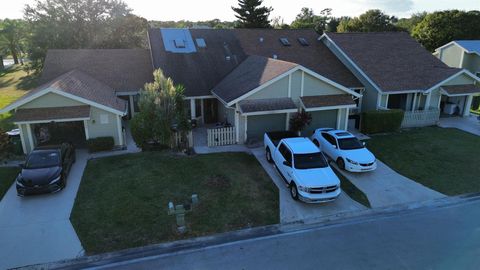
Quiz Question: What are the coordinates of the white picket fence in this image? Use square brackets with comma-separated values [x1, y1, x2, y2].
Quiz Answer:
[207, 126, 236, 147]
[401, 108, 440, 128]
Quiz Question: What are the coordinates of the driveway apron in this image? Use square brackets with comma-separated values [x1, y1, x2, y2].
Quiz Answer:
[0, 150, 88, 269]
[251, 148, 366, 224]
[438, 116, 480, 136]
[333, 160, 445, 208]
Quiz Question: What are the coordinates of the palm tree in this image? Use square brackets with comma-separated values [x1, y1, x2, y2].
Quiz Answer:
[0, 19, 25, 65]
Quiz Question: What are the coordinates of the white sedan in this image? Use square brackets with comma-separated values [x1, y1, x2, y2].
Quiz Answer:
[311, 128, 377, 172]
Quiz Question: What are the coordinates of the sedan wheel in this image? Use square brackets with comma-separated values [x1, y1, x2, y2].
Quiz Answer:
[337, 158, 345, 170]
[266, 149, 273, 163]
[290, 183, 299, 201]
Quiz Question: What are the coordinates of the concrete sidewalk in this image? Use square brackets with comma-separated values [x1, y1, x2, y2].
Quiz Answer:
[0, 151, 88, 269]
[333, 160, 445, 208]
[251, 148, 366, 224]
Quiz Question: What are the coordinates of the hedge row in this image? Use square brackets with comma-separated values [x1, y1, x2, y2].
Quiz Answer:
[360, 109, 404, 134]
[86, 137, 114, 153]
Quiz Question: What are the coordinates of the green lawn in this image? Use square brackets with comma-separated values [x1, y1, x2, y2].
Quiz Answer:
[332, 168, 371, 208]
[366, 127, 480, 195]
[0, 167, 19, 200]
[0, 65, 38, 130]
[71, 152, 279, 254]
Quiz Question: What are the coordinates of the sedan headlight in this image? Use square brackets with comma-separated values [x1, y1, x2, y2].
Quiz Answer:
[49, 175, 61, 185]
[298, 186, 311, 193]
[346, 158, 359, 165]
[16, 176, 25, 187]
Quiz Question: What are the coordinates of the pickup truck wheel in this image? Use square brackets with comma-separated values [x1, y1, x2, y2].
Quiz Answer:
[266, 148, 273, 163]
[290, 183, 299, 201]
[337, 158, 345, 170]
[313, 139, 320, 147]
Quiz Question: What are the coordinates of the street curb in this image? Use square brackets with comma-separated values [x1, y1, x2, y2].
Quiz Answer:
[20, 193, 480, 270]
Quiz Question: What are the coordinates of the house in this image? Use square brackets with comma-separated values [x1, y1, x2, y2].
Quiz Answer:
[148, 28, 363, 143]
[3, 29, 480, 153]
[320, 32, 480, 126]
[434, 40, 480, 77]
[0, 49, 153, 154]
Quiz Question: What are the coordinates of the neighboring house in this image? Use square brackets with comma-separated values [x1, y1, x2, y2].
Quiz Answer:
[434, 40, 480, 76]
[148, 28, 363, 143]
[320, 32, 480, 127]
[0, 49, 153, 154]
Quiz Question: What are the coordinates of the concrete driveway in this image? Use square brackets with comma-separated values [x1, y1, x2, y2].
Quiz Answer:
[251, 148, 366, 224]
[333, 160, 445, 208]
[0, 150, 87, 269]
[438, 115, 480, 136]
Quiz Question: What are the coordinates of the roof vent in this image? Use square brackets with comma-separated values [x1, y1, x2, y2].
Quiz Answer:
[298, 38, 309, 46]
[226, 55, 231, 61]
[273, 54, 278, 59]
[259, 37, 264, 42]
[279, 38, 291, 46]
[196, 38, 206, 48]
[174, 39, 186, 48]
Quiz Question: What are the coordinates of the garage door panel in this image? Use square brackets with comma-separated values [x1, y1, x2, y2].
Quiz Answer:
[303, 110, 338, 136]
[247, 114, 286, 141]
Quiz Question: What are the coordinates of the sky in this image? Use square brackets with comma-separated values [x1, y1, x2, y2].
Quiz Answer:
[0, 0, 478, 22]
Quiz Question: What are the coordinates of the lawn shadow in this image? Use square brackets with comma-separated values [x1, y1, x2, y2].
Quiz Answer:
[17, 74, 39, 90]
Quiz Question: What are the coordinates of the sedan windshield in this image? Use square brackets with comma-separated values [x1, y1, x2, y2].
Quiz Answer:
[294, 153, 329, 169]
[338, 137, 364, 150]
[25, 150, 60, 169]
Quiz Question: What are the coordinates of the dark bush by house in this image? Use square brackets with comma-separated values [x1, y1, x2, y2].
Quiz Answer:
[361, 109, 404, 134]
[86, 137, 115, 152]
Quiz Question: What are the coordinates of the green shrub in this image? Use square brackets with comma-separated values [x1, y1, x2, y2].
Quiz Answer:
[361, 109, 404, 134]
[86, 137, 115, 153]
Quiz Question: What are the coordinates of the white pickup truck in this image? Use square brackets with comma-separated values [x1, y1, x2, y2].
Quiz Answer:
[264, 132, 341, 203]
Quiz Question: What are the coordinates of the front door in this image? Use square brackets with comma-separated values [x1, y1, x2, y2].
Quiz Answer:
[204, 99, 218, 124]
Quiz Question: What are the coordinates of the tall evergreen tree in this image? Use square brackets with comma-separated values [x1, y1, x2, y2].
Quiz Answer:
[232, 0, 273, 28]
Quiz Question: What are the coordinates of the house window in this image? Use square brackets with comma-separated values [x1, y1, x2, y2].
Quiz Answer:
[100, 114, 109, 124]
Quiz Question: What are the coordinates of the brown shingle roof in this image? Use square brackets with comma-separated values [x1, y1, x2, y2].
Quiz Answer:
[326, 32, 461, 92]
[213, 56, 298, 103]
[441, 84, 480, 95]
[41, 49, 153, 92]
[239, 97, 297, 113]
[301, 94, 355, 109]
[12, 106, 90, 122]
[12, 70, 126, 113]
[148, 28, 362, 98]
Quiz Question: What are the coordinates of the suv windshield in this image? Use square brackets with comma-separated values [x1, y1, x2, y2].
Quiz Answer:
[25, 150, 60, 169]
[294, 153, 328, 169]
[338, 137, 364, 150]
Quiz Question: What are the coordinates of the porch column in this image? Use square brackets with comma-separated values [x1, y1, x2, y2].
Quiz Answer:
[285, 113, 290, 130]
[344, 108, 350, 130]
[235, 104, 240, 143]
[412, 93, 417, 112]
[117, 115, 124, 146]
[129, 95, 135, 117]
[18, 123, 27, 154]
[424, 93, 432, 110]
[26, 123, 34, 152]
[336, 110, 342, 130]
[463, 95, 473, 117]
[200, 99, 205, 124]
[190, 99, 196, 120]
[84, 120, 90, 140]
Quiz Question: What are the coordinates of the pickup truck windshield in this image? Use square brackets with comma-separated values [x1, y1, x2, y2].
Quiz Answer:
[338, 137, 364, 150]
[294, 153, 328, 169]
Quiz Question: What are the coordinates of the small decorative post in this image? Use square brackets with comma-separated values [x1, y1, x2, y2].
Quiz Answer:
[167, 194, 200, 234]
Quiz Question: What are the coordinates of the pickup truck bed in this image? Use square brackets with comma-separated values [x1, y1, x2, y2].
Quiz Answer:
[265, 131, 299, 147]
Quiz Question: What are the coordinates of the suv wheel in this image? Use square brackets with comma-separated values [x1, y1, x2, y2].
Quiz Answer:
[290, 183, 299, 201]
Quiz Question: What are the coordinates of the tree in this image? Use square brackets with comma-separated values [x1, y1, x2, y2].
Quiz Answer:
[337, 9, 399, 32]
[24, 0, 147, 71]
[0, 19, 26, 64]
[290, 8, 332, 34]
[289, 111, 312, 135]
[412, 10, 480, 51]
[232, 0, 273, 28]
[396, 12, 427, 33]
[131, 69, 190, 150]
[271, 16, 289, 29]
